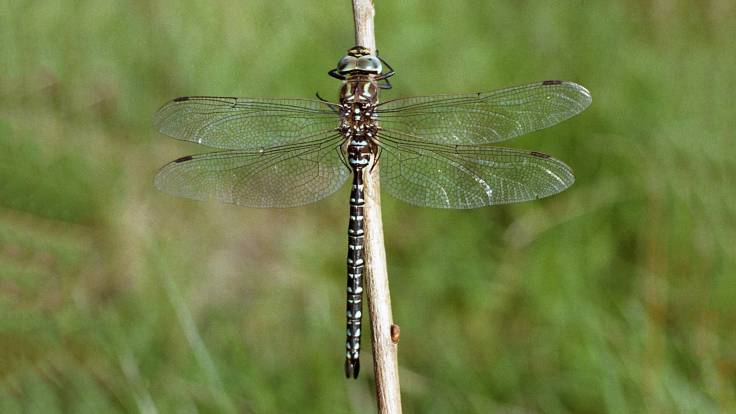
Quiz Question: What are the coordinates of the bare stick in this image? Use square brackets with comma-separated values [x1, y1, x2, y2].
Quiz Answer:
[352, 1, 403, 413]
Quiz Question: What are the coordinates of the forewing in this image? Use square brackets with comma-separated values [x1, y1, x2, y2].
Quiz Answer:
[154, 134, 349, 208]
[154, 96, 338, 150]
[377, 81, 591, 145]
[377, 133, 574, 208]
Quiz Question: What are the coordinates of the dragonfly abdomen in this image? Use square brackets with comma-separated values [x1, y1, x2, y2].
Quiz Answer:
[345, 172, 365, 379]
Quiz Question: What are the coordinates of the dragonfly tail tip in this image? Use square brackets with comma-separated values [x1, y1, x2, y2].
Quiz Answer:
[345, 358, 360, 379]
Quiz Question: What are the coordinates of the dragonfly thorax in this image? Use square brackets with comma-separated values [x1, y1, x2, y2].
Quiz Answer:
[338, 79, 379, 171]
[339, 79, 378, 134]
[339, 78, 379, 104]
[339, 103, 378, 139]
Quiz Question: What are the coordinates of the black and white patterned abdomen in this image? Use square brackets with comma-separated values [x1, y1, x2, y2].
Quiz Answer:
[340, 79, 379, 378]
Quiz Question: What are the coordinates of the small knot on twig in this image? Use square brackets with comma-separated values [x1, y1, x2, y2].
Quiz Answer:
[390, 324, 400, 343]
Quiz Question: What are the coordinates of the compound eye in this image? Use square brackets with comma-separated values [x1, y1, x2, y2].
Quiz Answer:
[337, 56, 358, 73]
[357, 56, 382, 73]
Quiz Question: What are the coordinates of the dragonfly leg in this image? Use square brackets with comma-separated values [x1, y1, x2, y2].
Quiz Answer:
[369, 147, 382, 173]
[335, 145, 350, 170]
[378, 77, 393, 90]
[315, 91, 339, 113]
[376, 54, 395, 89]
[328, 69, 346, 80]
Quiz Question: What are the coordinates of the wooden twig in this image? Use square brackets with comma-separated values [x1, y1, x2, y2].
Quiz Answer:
[351, 1, 403, 413]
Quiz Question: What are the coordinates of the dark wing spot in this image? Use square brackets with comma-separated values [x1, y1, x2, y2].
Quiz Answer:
[542, 80, 563, 86]
[173, 96, 190, 102]
[173, 155, 194, 163]
[530, 151, 551, 159]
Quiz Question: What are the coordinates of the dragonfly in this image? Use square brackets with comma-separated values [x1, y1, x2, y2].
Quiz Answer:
[154, 45, 592, 379]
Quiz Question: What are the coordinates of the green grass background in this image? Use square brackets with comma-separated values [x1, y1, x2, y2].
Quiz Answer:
[1, 1, 734, 413]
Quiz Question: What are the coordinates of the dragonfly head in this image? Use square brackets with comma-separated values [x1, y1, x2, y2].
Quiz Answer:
[335, 46, 382, 75]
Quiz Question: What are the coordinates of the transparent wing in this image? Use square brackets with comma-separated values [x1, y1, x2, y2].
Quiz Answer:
[154, 96, 339, 150]
[154, 133, 349, 208]
[377, 131, 574, 209]
[377, 81, 591, 145]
